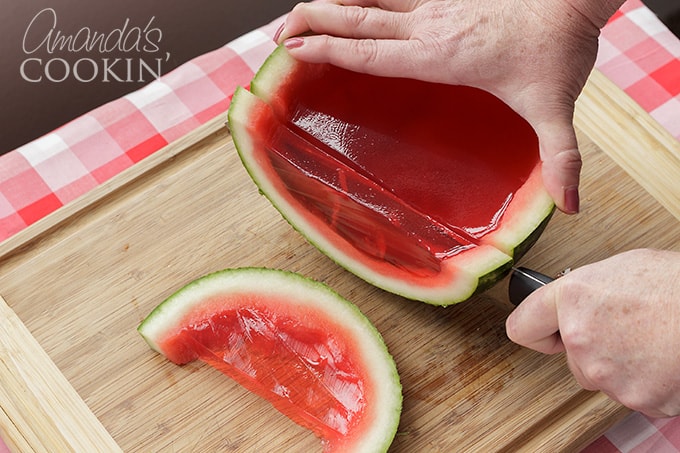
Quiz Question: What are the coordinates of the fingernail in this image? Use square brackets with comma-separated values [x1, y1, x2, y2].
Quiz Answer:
[564, 186, 580, 214]
[284, 37, 304, 50]
[273, 22, 285, 43]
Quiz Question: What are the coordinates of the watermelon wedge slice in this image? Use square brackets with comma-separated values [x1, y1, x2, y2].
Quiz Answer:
[138, 268, 402, 452]
[227, 46, 554, 305]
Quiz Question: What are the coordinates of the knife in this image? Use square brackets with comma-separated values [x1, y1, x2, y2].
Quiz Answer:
[508, 267, 555, 306]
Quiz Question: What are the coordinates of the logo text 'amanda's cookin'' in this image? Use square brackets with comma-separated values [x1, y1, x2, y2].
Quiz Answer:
[21, 8, 171, 83]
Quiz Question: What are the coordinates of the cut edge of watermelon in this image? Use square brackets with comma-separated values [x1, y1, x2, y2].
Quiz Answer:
[479, 164, 555, 258]
[249, 45, 298, 105]
[228, 46, 555, 305]
[138, 267, 402, 453]
[230, 88, 517, 305]
[248, 45, 556, 257]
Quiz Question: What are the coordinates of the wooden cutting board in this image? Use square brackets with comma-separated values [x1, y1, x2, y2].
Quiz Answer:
[1, 70, 678, 452]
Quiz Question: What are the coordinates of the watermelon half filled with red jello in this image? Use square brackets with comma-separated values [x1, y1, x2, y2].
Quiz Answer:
[227, 46, 554, 305]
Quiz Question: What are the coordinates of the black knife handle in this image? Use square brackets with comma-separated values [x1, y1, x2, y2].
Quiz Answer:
[508, 267, 555, 306]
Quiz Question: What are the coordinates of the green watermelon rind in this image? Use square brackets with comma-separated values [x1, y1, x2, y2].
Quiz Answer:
[138, 267, 402, 453]
[511, 205, 555, 261]
[249, 45, 297, 104]
[470, 204, 554, 297]
[228, 46, 555, 305]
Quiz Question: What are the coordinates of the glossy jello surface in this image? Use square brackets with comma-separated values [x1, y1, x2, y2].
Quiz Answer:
[160, 300, 366, 445]
[255, 64, 540, 274]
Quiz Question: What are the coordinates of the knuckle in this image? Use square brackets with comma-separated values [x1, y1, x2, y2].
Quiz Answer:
[343, 5, 371, 30]
[350, 39, 380, 69]
[553, 147, 583, 173]
[316, 36, 379, 71]
[580, 362, 611, 389]
[292, 2, 309, 13]
[290, 1, 308, 17]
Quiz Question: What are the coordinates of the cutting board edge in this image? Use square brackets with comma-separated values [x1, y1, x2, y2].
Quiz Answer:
[576, 69, 680, 222]
[0, 295, 122, 452]
[0, 113, 229, 264]
[0, 113, 229, 452]
[510, 392, 631, 452]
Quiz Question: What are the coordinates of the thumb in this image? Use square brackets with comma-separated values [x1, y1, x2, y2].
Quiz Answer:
[506, 284, 565, 354]
[533, 117, 582, 214]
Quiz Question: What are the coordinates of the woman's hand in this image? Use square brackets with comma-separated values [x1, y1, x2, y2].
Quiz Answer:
[273, 1, 680, 418]
[506, 249, 680, 418]
[275, 0, 623, 213]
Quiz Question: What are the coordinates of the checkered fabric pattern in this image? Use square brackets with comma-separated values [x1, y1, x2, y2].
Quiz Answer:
[586, 414, 680, 452]
[0, 1, 678, 452]
[597, 0, 680, 140]
[0, 19, 280, 241]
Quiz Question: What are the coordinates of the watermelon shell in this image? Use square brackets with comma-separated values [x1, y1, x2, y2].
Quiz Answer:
[227, 46, 554, 306]
[138, 267, 402, 453]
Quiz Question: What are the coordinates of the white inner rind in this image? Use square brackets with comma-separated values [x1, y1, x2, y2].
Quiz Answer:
[228, 46, 554, 306]
[138, 268, 402, 453]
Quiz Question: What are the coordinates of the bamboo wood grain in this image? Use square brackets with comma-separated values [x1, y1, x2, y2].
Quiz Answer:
[0, 113, 227, 263]
[576, 69, 680, 222]
[0, 70, 676, 451]
[0, 296, 121, 452]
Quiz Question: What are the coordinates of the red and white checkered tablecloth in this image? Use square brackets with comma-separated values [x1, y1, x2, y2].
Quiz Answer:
[0, 19, 280, 241]
[0, 1, 678, 451]
[597, 2, 680, 139]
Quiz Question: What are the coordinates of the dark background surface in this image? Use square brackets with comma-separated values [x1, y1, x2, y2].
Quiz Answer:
[0, 0, 678, 156]
[0, 0, 299, 155]
[643, 0, 680, 37]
